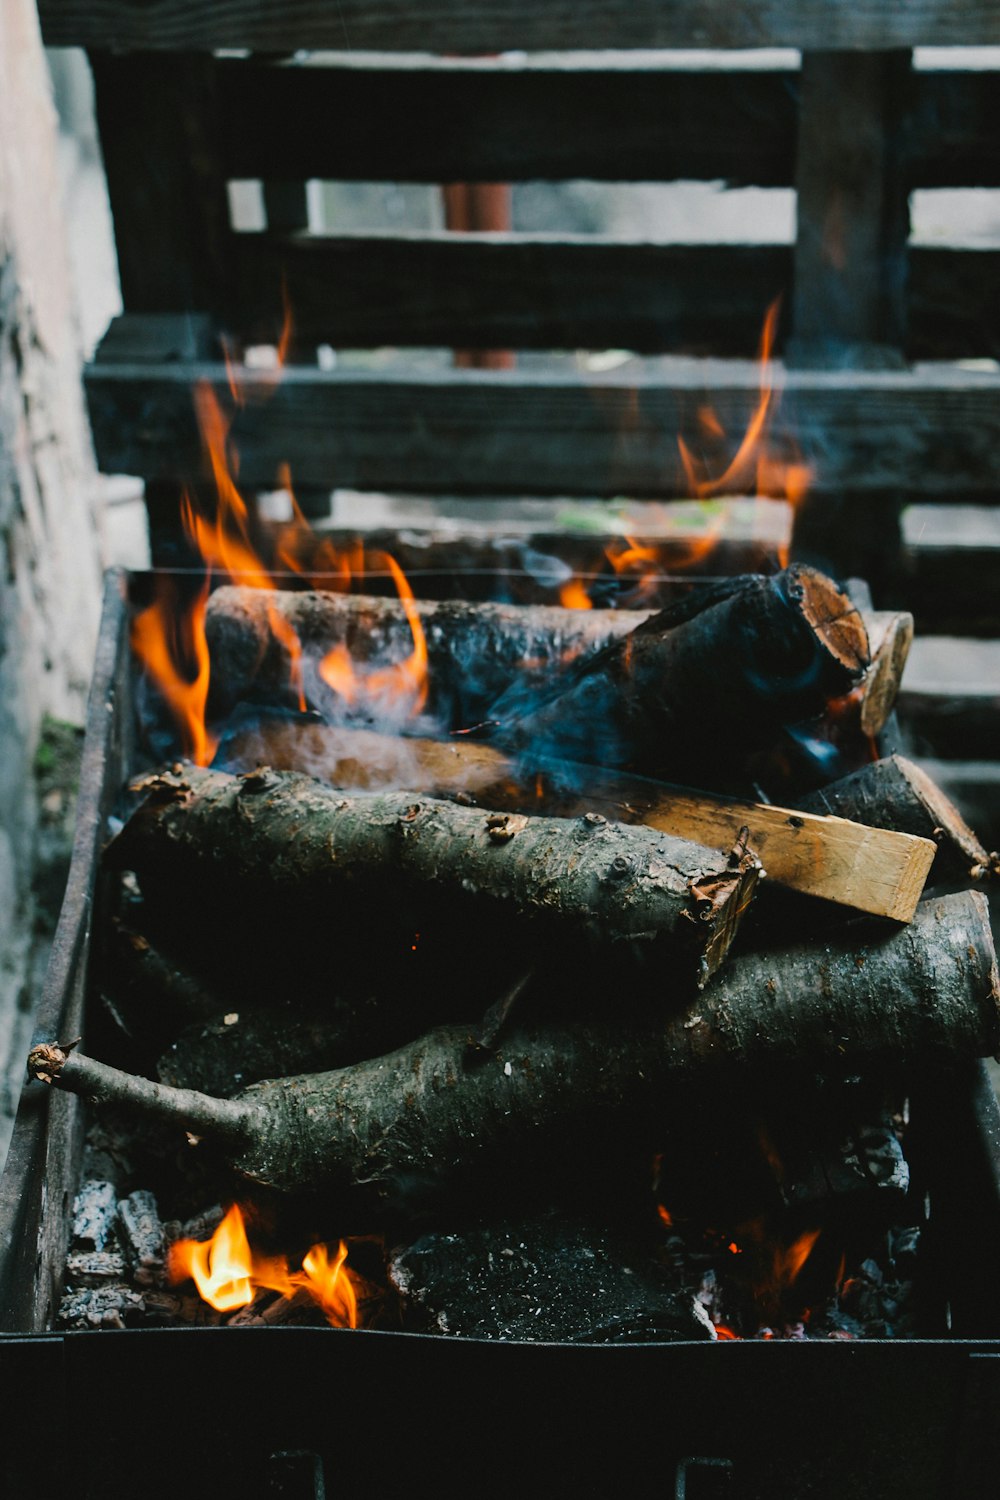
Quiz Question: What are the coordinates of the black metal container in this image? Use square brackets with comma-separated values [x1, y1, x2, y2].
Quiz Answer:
[3, 569, 1000, 1500]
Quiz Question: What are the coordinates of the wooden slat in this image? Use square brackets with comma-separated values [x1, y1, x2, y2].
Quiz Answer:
[89, 51, 229, 311]
[897, 638, 1000, 761]
[83, 52, 1000, 198]
[84, 354, 1000, 498]
[898, 544, 1000, 636]
[232, 235, 790, 353]
[189, 58, 1000, 190]
[231, 233, 1000, 357]
[216, 58, 798, 186]
[790, 51, 910, 369]
[37, 0, 1000, 53]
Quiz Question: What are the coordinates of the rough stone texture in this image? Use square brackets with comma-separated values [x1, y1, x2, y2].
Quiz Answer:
[0, 0, 104, 1170]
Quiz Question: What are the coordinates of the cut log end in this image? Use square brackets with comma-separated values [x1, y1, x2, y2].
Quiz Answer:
[791, 564, 870, 676]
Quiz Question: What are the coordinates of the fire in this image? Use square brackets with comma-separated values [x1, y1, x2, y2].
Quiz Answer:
[318, 550, 429, 720]
[130, 574, 217, 766]
[169, 1204, 362, 1327]
[131, 346, 429, 758]
[169, 1204, 254, 1313]
[559, 578, 594, 610]
[676, 299, 813, 557]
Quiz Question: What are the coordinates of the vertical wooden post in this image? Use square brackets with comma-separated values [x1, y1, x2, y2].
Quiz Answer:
[89, 52, 231, 563]
[788, 51, 912, 592]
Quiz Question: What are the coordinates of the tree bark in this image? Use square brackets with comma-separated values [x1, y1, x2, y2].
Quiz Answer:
[109, 765, 761, 991]
[28, 892, 1000, 1208]
[491, 565, 868, 784]
[204, 572, 889, 767]
[220, 720, 936, 921]
[799, 754, 995, 884]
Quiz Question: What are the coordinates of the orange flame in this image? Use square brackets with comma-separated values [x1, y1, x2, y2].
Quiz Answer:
[676, 300, 812, 554]
[559, 578, 593, 610]
[319, 550, 428, 720]
[169, 1204, 362, 1328]
[130, 573, 218, 766]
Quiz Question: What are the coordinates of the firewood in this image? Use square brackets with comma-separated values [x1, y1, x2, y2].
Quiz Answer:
[798, 754, 996, 884]
[70, 1177, 118, 1252]
[221, 721, 935, 921]
[860, 611, 914, 736]
[205, 572, 894, 768]
[27, 892, 999, 1209]
[205, 585, 625, 726]
[107, 765, 761, 992]
[103, 921, 230, 1040]
[117, 1188, 165, 1282]
[491, 565, 869, 784]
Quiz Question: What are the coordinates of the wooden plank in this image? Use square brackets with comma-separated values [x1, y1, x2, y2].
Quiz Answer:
[897, 638, 1000, 761]
[215, 57, 798, 186]
[790, 51, 911, 369]
[899, 542, 1000, 636]
[37, 0, 1000, 54]
[88, 51, 229, 311]
[189, 58, 1000, 190]
[83, 353, 1000, 498]
[232, 234, 791, 353]
[241, 723, 936, 918]
[231, 233, 1000, 357]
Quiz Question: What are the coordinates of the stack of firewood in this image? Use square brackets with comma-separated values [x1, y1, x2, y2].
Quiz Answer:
[31, 563, 999, 1336]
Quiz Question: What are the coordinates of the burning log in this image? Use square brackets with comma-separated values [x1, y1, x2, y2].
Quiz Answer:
[491, 565, 869, 784]
[204, 585, 625, 726]
[27, 892, 999, 1208]
[222, 721, 936, 921]
[204, 571, 898, 762]
[108, 765, 762, 991]
[798, 754, 996, 884]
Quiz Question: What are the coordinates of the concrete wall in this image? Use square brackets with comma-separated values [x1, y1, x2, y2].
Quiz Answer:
[0, 0, 105, 1163]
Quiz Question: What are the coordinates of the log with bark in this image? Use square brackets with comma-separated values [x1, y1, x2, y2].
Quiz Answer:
[798, 754, 996, 885]
[27, 892, 999, 1209]
[107, 765, 761, 992]
[203, 568, 895, 767]
[220, 720, 936, 921]
[490, 565, 869, 784]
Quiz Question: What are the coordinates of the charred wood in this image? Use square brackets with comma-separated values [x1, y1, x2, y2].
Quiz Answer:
[70, 1177, 118, 1251]
[108, 765, 761, 992]
[204, 574, 894, 776]
[489, 565, 869, 786]
[64, 1249, 128, 1286]
[387, 1210, 714, 1342]
[204, 585, 627, 727]
[28, 892, 999, 1210]
[798, 754, 995, 884]
[118, 1188, 165, 1283]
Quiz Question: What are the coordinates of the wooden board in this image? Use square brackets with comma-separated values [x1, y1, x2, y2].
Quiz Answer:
[230, 233, 1000, 358]
[232, 235, 790, 354]
[87, 54, 1000, 189]
[84, 353, 1000, 499]
[38, 0, 1000, 54]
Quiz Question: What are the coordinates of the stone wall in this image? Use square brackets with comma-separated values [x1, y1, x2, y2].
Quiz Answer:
[0, 0, 104, 1162]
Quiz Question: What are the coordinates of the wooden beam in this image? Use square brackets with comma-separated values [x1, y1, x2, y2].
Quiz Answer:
[790, 51, 911, 370]
[88, 51, 229, 312]
[171, 57, 1000, 191]
[230, 233, 1000, 358]
[231, 235, 791, 354]
[215, 58, 798, 186]
[84, 352, 1000, 499]
[37, 0, 1000, 54]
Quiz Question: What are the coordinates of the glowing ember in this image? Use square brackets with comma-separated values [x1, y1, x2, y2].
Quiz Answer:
[168, 1204, 362, 1327]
